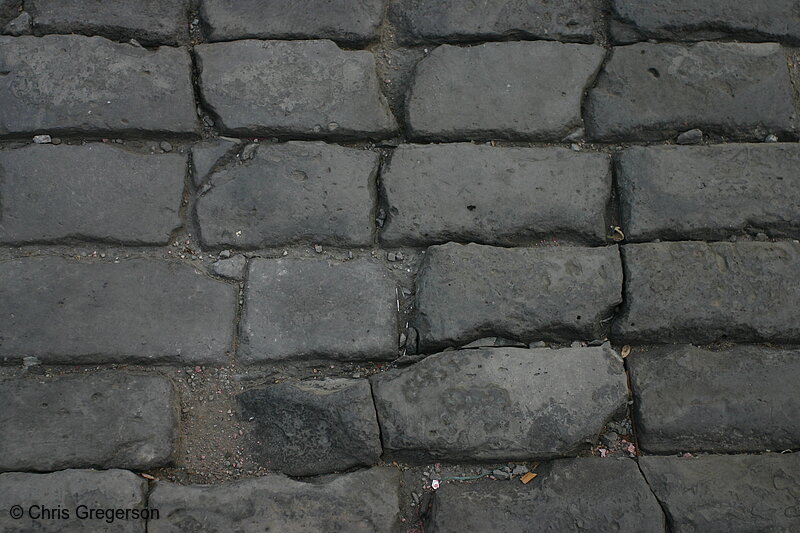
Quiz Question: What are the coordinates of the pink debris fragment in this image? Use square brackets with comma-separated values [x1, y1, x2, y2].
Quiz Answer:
[431, 479, 440, 490]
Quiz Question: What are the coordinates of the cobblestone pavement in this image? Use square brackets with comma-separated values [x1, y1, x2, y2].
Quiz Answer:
[1, 1, 800, 532]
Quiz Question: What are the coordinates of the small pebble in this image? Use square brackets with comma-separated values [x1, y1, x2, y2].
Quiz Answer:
[676, 128, 703, 145]
[755, 232, 769, 241]
[160, 141, 173, 152]
[492, 469, 511, 480]
[51, 137, 62, 145]
[33, 134, 52, 144]
[765, 134, 779, 143]
[314, 245, 323, 253]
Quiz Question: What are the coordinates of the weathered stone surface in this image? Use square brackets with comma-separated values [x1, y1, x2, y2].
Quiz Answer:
[610, 0, 800, 44]
[391, 0, 597, 44]
[586, 42, 795, 141]
[191, 138, 239, 186]
[240, 258, 397, 363]
[149, 468, 401, 533]
[200, 0, 385, 43]
[0, 257, 236, 364]
[427, 458, 664, 532]
[413, 243, 622, 351]
[0, 469, 148, 532]
[640, 454, 800, 533]
[26, 0, 189, 45]
[407, 42, 604, 141]
[196, 142, 378, 248]
[371, 346, 628, 462]
[613, 242, 800, 343]
[629, 345, 800, 453]
[617, 144, 800, 241]
[0, 35, 197, 137]
[196, 40, 397, 139]
[238, 378, 381, 475]
[0, 372, 177, 471]
[381, 144, 611, 246]
[0, 144, 185, 245]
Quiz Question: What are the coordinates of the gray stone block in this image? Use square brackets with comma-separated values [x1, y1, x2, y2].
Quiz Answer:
[0, 257, 236, 364]
[191, 138, 239, 186]
[613, 242, 800, 343]
[0, 35, 197, 137]
[0, 372, 177, 471]
[407, 42, 604, 141]
[371, 346, 628, 462]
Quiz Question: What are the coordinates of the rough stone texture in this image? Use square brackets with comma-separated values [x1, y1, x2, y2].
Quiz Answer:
[200, 0, 385, 44]
[0, 35, 197, 137]
[413, 243, 622, 351]
[381, 144, 611, 246]
[196, 142, 379, 248]
[0, 373, 177, 471]
[149, 468, 401, 533]
[0, 257, 236, 364]
[406, 42, 604, 141]
[210, 255, 246, 279]
[390, 0, 597, 44]
[426, 458, 665, 532]
[371, 346, 628, 462]
[196, 40, 397, 139]
[191, 138, 239, 186]
[613, 242, 800, 343]
[628, 345, 800, 453]
[640, 454, 800, 533]
[617, 144, 800, 241]
[26, 0, 189, 45]
[240, 258, 397, 363]
[610, 0, 800, 44]
[238, 378, 382, 476]
[0, 144, 185, 245]
[585, 42, 795, 142]
[0, 469, 148, 532]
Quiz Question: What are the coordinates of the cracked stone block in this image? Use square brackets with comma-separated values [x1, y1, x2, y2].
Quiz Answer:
[0, 35, 197, 137]
[0, 469, 148, 532]
[148, 467, 401, 533]
[0, 144, 185, 245]
[196, 142, 378, 248]
[617, 144, 800, 242]
[191, 138, 240, 186]
[413, 243, 622, 351]
[239, 258, 397, 363]
[640, 454, 800, 533]
[628, 345, 800, 453]
[238, 378, 381, 476]
[0, 257, 236, 364]
[380, 144, 611, 246]
[371, 346, 628, 462]
[0, 372, 177, 472]
[406, 41, 604, 141]
[585, 42, 795, 141]
[195, 40, 397, 139]
[200, 0, 385, 44]
[426, 458, 665, 532]
[613, 242, 800, 343]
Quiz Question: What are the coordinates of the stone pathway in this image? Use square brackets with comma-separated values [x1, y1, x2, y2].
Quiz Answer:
[1, 1, 799, 532]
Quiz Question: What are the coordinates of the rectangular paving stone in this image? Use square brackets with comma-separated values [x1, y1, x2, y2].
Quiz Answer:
[371, 346, 628, 462]
[26, 0, 189, 45]
[585, 42, 795, 142]
[390, 0, 598, 44]
[0, 144, 185, 245]
[0, 257, 236, 364]
[0, 469, 148, 533]
[200, 0, 385, 44]
[149, 467, 401, 533]
[617, 144, 800, 241]
[381, 144, 611, 246]
[414, 243, 622, 351]
[426, 458, 665, 532]
[407, 41, 604, 141]
[640, 454, 800, 533]
[196, 142, 379, 248]
[610, 0, 800, 44]
[613, 242, 800, 343]
[239, 258, 397, 363]
[0, 35, 197, 137]
[629, 345, 800, 454]
[0, 372, 177, 471]
[195, 40, 397, 139]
